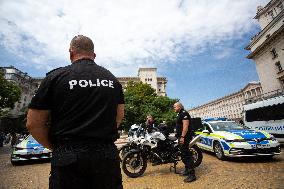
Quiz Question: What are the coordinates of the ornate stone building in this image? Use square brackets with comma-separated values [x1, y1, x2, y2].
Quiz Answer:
[188, 82, 263, 120]
[246, 0, 284, 94]
[191, 0, 284, 121]
[118, 68, 167, 96]
[1, 66, 167, 116]
[1, 66, 39, 117]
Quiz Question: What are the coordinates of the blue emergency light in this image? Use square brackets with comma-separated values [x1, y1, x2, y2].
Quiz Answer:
[203, 117, 227, 122]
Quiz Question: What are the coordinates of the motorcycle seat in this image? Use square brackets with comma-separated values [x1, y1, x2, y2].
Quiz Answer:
[167, 136, 177, 141]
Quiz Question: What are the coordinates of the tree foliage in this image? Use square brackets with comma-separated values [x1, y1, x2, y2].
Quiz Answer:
[0, 70, 21, 117]
[122, 81, 178, 131]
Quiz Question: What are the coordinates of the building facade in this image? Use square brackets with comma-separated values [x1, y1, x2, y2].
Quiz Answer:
[1, 66, 167, 117]
[1, 66, 39, 117]
[118, 68, 167, 96]
[188, 82, 263, 120]
[246, 0, 284, 94]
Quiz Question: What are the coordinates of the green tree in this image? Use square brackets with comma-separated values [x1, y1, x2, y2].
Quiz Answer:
[122, 81, 177, 131]
[0, 70, 21, 117]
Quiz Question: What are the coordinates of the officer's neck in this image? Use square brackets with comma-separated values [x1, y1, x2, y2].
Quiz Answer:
[71, 54, 95, 63]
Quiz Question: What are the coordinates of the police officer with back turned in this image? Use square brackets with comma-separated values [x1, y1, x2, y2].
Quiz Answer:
[173, 102, 196, 183]
[26, 35, 125, 189]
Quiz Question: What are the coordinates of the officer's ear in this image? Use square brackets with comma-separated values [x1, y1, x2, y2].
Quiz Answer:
[94, 53, 96, 59]
[69, 47, 74, 62]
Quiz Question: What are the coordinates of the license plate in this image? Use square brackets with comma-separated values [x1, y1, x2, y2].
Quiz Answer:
[256, 144, 270, 148]
[32, 150, 43, 154]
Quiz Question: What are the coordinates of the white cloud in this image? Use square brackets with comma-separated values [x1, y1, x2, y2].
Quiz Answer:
[214, 48, 235, 60]
[0, 0, 269, 76]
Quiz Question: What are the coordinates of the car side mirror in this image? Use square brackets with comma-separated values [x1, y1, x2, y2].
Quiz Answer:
[202, 130, 210, 134]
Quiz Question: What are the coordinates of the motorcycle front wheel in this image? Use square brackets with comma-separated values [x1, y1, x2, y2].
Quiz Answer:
[122, 151, 147, 178]
[190, 145, 203, 167]
[118, 144, 131, 161]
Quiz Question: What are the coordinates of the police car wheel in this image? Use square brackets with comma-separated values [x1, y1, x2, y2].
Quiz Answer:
[262, 155, 274, 160]
[10, 158, 19, 166]
[213, 141, 226, 160]
[10, 154, 18, 166]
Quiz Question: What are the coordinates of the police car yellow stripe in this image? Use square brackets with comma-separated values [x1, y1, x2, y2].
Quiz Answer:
[21, 140, 28, 148]
[224, 150, 230, 155]
[222, 131, 243, 139]
[220, 131, 251, 145]
[260, 131, 272, 144]
[210, 133, 225, 139]
[195, 132, 224, 139]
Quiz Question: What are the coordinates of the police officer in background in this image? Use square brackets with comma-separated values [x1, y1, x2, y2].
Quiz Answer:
[26, 35, 125, 189]
[173, 102, 196, 183]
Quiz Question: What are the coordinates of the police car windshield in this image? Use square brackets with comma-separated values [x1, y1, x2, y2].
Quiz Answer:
[210, 122, 245, 131]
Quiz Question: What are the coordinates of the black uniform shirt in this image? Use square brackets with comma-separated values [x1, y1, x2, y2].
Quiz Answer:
[145, 121, 156, 133]
[176, 109, 191, 137]
[29, 59, 125, 143]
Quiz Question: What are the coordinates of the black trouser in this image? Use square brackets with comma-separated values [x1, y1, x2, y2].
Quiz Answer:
[180, 136, 194, 170]
[49, 142, 123, 189]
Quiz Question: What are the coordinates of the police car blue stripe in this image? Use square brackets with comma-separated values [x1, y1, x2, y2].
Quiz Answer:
[201, 137, 213, 147]
[228, 130, 267, 140]
[24, 138, 45, 154]
[221, 141, 230, 150]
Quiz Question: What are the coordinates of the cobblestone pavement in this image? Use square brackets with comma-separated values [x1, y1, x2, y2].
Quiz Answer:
[0, 144, 283, 189]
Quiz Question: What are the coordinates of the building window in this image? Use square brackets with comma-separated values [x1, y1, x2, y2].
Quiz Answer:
[268, 10, 275, 19]
[275, 61, 283, 73]
[280, 78, 284, 88]
[270, 48, 278, 59]
[277, 2, 283, 11]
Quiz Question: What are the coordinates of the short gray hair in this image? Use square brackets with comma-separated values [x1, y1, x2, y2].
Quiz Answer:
[70, 35, 94, 53]
[175, 102, 184, 109]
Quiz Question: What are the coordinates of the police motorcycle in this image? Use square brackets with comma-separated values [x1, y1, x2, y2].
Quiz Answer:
[118, 124, 145, 161]
[121, 123, 203, 178]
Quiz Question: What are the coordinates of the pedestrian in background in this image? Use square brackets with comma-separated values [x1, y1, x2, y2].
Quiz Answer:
[173, 102, 197, 183]
[26, 35, 125, 189]
[0, 131, 4, 147]
[145, 115, 156, 133]
[10, 132, 17, 148]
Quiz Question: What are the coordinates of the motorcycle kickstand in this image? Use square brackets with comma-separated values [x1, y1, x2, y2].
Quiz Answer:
[170, 161, 179, 174]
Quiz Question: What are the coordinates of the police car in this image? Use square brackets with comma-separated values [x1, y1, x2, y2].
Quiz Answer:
[196, 118, 281, 160]
[11, 135, 52, 165]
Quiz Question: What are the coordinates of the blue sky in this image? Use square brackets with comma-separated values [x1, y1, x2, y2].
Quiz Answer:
[0, 0, 269, 108]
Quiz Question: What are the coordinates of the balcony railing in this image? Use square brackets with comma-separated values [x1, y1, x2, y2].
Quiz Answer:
[245, 89, 284, 104]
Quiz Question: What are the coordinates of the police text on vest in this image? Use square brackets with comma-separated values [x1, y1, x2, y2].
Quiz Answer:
[69, 79, 114, 89]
